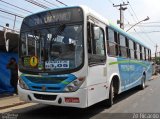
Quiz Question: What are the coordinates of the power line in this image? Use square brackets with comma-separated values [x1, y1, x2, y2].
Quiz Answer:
[121, 0, 137, 24]
[0, 9, 24, 18]
[125, 24, 160, 27]
[134, 29, 154, 47]
[121, 0, 156, 49]
[0, 7, 24, 16]
[133, 28, 146, 40]
[132, 31, 160, 33]
[56, 0, 67, 6]
[43, 0, 59, 7]
[0, 4, 29, 15]
[127, 1, 139, 21]
[0, 14, 22, 23]
[0, 0, 32, 13]
[36, 0, 53, 8]
[141, 22, 160, 24]
[0, 4, 29, 14]
[25, 0, 50, 9]
[127, 0, 156, 46]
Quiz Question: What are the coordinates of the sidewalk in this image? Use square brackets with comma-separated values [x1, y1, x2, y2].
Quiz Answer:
[150, 74, 160, 80]
[0, 95, 26, 110]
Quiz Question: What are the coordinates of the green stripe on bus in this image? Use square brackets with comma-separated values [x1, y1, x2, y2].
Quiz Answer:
[61, 81, 69, 85]
[109, 60, 147, 68]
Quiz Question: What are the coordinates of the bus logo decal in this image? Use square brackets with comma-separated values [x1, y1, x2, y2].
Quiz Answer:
[42, 86, 46, 91]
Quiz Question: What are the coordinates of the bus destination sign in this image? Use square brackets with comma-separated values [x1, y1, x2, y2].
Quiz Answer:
[22, 7, 83, 28]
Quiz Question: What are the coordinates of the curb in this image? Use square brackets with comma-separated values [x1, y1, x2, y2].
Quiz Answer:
[0, 102, 27, 110]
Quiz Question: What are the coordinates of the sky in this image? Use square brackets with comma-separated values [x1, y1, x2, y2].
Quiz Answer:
[0, 0, 160, 55]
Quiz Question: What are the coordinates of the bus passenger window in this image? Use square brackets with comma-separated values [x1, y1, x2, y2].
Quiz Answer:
[141, 47, 145, 60]
[119, 35, 128, 58]
[129, 40, 135, 59]
[107, 28, 118, 56]
[134, 42, 137, 59]
[146, 49, 149, 61]
[137, 44, 140, 60]
[144, 48, 146, 60]
[140, 45, 143, 60]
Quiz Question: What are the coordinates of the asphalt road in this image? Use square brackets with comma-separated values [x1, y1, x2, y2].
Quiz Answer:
[1, 76, 160, 119]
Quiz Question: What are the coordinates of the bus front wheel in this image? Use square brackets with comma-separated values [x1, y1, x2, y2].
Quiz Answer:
[106, 81, 114, 107]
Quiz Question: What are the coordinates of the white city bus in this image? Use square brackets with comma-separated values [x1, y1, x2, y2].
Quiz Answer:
[18, 5, 152, 108]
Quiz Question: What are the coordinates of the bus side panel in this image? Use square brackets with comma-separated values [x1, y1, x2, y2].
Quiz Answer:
[107, 57, 121, 92]
[116, 57, 130, 91]
[145, 62, 152, 81]
[127, 60, 144, 90]
[87, 65, 108, 107]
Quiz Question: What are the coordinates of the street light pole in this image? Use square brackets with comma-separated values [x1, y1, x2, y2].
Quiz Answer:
[126, 16, 150, 32]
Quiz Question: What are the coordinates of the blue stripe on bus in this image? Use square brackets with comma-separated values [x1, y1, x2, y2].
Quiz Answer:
[20, 74, 76, 92]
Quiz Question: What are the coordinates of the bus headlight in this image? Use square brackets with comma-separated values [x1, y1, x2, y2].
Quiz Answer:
[18, 77, 29, 90]
[64, 77, 85, 92]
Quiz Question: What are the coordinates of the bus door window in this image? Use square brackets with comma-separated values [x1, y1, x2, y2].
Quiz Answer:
[87, 22, 106, 65]
[87, 22, 92, 54]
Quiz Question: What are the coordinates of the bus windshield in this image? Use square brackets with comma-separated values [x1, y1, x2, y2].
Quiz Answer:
[19, 24, 83, 73]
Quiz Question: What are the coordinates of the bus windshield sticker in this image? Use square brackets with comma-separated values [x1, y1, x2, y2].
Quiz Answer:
[29, 56, 38, 67]
[45, 61, 69, 69]
[23, 56, 30, 67]
[38, 62, 43, 70]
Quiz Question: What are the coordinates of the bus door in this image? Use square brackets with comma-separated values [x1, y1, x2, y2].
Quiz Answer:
[87, 18, 107, 106]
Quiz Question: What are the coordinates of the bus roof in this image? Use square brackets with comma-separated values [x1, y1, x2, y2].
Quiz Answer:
[24, 5, 82, 18]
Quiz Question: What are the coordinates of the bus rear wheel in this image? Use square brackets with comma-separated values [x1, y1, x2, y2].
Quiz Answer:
[139, 75, 146, 90]
[106, 81, 114, 107]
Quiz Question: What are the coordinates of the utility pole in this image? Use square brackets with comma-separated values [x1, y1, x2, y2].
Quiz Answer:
[113, 2, 128, 29]
[155, 44, 158, 63]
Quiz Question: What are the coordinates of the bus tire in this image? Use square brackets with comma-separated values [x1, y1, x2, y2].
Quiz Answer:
[106, 81, 114, 107]
[139, 74, 146, 90]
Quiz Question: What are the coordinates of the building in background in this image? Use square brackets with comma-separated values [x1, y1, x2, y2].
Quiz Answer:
[0, 30, 18, 94]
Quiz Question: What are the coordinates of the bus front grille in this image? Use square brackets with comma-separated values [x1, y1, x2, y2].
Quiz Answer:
[34, 94, 57, 101]
[25, 76, 67, 84]
[32, 86, 61, 91]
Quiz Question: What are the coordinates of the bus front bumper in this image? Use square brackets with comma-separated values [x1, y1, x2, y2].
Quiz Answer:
[18, 85, 88, 108]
